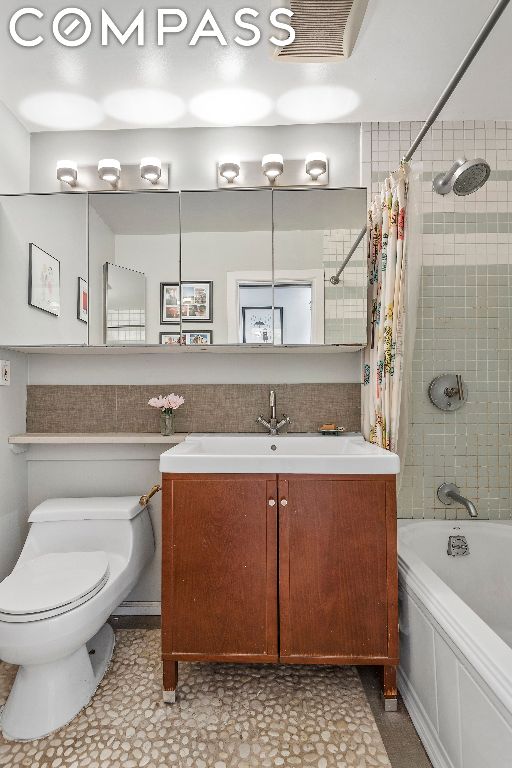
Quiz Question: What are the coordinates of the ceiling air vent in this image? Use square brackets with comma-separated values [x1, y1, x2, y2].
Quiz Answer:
[274, 0, 369, 61]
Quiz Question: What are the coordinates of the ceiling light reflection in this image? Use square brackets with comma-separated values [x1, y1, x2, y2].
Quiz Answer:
[190, 88, 272, 126]
[277, 86, 360, 122]
[103, 89, 185, 126]
[19, 92, 103, 129]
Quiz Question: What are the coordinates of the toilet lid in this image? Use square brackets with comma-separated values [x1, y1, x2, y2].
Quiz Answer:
[0, 551, 110, 617]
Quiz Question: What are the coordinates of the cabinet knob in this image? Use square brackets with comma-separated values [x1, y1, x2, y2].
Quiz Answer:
[268, 499, 276, 507]
[281, 499, 288, 507]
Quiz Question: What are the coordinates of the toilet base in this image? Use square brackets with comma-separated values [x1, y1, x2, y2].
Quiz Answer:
[0, 623, 115, 741]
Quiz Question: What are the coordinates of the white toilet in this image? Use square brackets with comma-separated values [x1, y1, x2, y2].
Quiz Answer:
[0, 496, 155, 741]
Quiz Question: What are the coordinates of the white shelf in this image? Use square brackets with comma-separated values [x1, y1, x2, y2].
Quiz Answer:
[3, 344, 364, 355]
[8, 433, 187, 446]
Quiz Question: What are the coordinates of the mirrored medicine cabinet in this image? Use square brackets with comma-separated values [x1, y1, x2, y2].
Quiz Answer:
[0, 187, 367, 349]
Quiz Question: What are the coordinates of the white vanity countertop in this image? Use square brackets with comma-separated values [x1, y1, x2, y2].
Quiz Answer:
[160, 433, 400, 475]
[8, 433, 188, 445]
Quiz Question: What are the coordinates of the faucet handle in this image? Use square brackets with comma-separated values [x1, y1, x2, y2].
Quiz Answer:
[275, 415, 291, 432]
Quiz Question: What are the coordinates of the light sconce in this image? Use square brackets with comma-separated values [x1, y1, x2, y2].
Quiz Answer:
[305, 152, 328, 181]
[56, 160, 78, 187]
[219, 159, 241, 184]
[98, 158, 121, 187]
[140, 157, 162, 185]
[262, 154, 284, 184]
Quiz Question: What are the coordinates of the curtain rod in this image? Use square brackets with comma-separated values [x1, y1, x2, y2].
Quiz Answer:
[330, 0, 511, 285]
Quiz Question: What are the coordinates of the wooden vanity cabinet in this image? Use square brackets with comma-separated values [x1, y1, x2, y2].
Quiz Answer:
[161, 474, 278, 664]
[161, 473, 398, 705]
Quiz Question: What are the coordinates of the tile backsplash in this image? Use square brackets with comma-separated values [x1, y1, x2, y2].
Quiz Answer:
[363, 120, 512, 519]
[26, 384, 361, 435]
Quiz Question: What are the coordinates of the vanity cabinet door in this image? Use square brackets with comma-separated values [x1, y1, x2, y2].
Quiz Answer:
[162, 474, 279, 663]
[278, 475, 397, 663]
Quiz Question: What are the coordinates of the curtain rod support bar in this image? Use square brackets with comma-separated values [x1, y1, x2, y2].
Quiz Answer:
[330, 0, 510, 285]
[403, 0, 510, 163]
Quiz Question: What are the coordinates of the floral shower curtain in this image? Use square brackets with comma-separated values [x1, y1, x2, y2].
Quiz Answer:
[362, 165, 409, 453]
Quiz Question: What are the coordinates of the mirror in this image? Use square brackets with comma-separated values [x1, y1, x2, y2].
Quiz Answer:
[180, 190, 273, 346]
[0, 193, 88, 346]
[0, 187, 367, 348]
[89, 192, 180, 345]
[104, 263, 146, 344]
[273, 188, 368, 345]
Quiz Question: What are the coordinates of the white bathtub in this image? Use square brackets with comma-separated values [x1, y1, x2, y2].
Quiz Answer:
[398, 520, 512, 768]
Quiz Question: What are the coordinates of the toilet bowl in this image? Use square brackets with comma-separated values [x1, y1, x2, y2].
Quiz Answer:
[0, 496, 155, 741]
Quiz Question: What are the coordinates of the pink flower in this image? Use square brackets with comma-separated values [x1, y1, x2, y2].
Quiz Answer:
[148, 393, 185, 412]
[148, 396, 166, 409]
[162, 394, 185, 411]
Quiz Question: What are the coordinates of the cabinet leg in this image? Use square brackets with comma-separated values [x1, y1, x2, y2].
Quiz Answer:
[382, 665, 397, 712]
[163, 660, 178, 704]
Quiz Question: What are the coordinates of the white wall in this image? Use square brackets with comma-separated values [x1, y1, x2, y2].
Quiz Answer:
[0, 102, 30, 579]
[27, 351, 361, 385]
[30, 123, 360, 192]
[0, 194, 88, 346]
[0, 351, 28, 580]
[0, 101, 30, 195]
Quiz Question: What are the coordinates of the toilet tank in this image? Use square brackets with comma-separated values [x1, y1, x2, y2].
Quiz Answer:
[28, 496, 143, 523]
[23, 497, 154, 563]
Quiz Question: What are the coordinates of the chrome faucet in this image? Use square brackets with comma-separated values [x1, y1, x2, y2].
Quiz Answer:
[438, 483, 478, 518]
[257, 390, 291, 436]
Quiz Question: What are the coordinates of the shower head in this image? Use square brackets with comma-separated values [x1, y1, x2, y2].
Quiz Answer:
[433, 157, 491, 196]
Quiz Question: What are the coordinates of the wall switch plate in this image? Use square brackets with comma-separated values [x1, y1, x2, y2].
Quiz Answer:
[0, 361, 10, 386]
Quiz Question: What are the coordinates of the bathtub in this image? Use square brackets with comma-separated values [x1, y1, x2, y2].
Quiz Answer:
[398, 520, 512, 768]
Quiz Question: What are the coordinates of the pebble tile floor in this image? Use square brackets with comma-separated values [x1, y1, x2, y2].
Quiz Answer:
[0, 629, 393, 768]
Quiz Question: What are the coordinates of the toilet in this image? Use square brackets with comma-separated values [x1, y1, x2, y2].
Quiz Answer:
[0, 496, 155, 741]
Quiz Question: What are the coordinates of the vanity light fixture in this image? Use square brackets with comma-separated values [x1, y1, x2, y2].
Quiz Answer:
[56, 160, 78, 187]
[218, 159, 241, 184]
[98, 158, 121, 187]
[262, 153, 284, 184]
[140, 157, 162, 185]
[305, 152, 328, 181]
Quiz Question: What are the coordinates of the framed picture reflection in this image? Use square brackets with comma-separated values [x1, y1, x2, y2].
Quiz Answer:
[160, 281, 213, 324]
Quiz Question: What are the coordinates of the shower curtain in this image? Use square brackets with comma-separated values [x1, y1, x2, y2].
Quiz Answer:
[362, 166, 409, 454]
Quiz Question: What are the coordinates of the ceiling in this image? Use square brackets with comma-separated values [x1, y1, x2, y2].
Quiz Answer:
[0, 0, 511, 133]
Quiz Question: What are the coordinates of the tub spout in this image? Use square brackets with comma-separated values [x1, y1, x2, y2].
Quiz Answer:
[438, 483, 478, 518]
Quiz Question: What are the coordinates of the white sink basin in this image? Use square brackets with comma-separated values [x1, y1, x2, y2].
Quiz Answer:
[159, 433, 400, 475]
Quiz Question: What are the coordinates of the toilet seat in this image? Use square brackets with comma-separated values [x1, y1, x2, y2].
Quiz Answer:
[0, 551, 110, 623]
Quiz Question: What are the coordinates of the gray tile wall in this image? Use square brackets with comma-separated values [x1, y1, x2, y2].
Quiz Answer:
[26, 384, 361, 435]
[323, 228, 367, 345]
[363, 120, 512, 519]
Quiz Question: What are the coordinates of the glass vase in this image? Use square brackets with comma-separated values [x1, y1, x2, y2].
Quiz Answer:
[161, 410, 175, 436]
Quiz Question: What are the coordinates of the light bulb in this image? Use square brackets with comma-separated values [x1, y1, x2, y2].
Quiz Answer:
[140, 157, 162, 184]
[98, 158, 121, 186]
[218, 159, 241, 183]
[306, 152, 328, 181]
[262, 153, 284, 183]
[56, 160, 78, 187]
